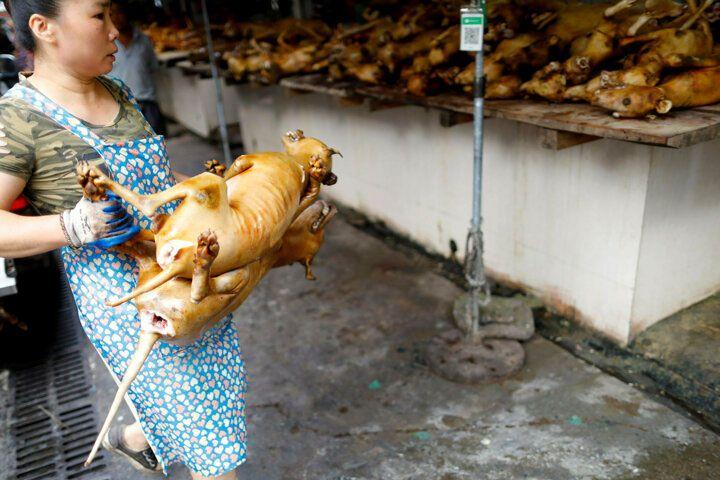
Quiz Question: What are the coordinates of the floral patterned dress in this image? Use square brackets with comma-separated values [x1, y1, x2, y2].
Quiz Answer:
[4, 77, 248, 476]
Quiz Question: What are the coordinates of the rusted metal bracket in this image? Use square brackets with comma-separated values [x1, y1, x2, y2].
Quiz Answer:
[540, 128, 600, 150]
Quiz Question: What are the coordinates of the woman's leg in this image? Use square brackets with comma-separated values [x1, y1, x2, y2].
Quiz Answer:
[123, 421, 150, 451]
[189, 470, 237, 480]
[124, 422, 238, 479]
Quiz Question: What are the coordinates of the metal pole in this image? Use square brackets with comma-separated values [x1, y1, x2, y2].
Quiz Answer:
[200, 0, 232, 165]
[466, 0, 490, 337]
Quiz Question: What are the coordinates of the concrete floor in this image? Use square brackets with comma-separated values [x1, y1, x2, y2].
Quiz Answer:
[85, 128, 720, 479]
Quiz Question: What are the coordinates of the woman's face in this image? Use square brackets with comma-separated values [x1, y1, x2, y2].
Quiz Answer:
[50, 0, 119, 77]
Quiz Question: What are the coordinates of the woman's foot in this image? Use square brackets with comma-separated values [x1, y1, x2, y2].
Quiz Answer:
[101, 423, 162, 474]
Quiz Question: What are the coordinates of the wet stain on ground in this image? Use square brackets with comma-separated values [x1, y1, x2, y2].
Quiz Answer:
[634, 442, 720, 479]
[603, 395, 641, 417]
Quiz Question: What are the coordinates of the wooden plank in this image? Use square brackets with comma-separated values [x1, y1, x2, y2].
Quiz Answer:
[357, 85, 472, 113]
[175, 60, 213, 78]
[275, 75, 720, 149]
[694, 102, 720, 114]
[540, 128, 600, 150]
[356, 85, 720, 148]
[483, 100, 720, 148]
[666, 121, 720, 148]
[279, 74, 359, 98]
[157, 50, 191, 66]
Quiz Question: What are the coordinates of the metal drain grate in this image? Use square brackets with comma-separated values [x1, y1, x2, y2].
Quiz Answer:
[8, 255, 109, 480]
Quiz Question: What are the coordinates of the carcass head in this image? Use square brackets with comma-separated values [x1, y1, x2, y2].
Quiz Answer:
[592, 85, 671, 118]
[133, 258, 271, 346]
[564, 55, 592, 85]
[133, 268, 223, 345]
[282, 131, 342, 185]
[520, 71, 567, 103]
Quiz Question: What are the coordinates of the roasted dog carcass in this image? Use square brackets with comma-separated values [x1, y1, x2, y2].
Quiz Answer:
[79, 130, 340, 307]
[82, 131, 342, 466]
[592, 64, 720, 116]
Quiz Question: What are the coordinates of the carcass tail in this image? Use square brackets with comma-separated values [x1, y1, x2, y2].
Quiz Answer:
[84, 332, 160, 467]
[106, 265, 182, 307]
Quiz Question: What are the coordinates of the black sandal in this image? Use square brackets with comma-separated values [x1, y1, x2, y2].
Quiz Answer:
[101, 424, 162, 474]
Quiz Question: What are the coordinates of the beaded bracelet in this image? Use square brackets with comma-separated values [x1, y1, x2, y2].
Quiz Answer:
[58, 212, 79, 249]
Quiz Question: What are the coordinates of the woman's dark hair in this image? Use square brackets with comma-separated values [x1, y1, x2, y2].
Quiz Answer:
[4, 0, 62, 51]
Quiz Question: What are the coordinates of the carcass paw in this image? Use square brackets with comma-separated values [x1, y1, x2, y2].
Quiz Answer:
[76, 161, 108, 201]
[195, 229, 220, 270]
[204, 159, 227, 177]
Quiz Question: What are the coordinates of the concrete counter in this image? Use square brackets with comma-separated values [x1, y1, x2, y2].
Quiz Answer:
[233, 85, 720, 345]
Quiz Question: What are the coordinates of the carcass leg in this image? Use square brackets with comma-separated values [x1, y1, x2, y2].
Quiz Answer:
[77, 162, 196, 217]
[210, 266, 252, 295]
[295, 155, 327, 218]
[223, 156, 255, 181]
[106, 263, 185, 307]
[680, 0, 714, 30]
[191, 230, 220, 303]
[85, 331, 161, 467]
[310, 202, 338, 234]
[605, 0, 639, 18]
[191, 230, 253, 300]
[665, 53, 720, 67]
[297, 179, 321, 219]
[303, 258, 316, 281]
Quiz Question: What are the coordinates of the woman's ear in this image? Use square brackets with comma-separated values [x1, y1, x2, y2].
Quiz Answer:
[28, 13, 57, 47]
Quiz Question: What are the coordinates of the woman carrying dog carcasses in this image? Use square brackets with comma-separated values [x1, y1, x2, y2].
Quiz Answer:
[0, 1, 247, 478]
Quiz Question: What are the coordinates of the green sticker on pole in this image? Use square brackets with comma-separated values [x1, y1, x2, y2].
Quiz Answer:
[460, 7, 485, 52]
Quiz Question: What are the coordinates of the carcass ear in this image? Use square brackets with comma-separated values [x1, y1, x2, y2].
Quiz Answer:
[326, 147, 343, 158]
[157, 239, 194, 268]
[656, 99, 672, 114]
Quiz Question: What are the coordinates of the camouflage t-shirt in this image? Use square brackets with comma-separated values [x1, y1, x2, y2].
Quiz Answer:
[0, 76, 155, 215]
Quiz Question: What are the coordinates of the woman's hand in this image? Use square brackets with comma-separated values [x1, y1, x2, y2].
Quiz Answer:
[61, 192, 140, 249]
[0, 173, 139, 258]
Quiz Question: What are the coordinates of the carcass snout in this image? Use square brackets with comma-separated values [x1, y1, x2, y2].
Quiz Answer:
[140, 310, 176, 338]
[322, 172, 337, 185]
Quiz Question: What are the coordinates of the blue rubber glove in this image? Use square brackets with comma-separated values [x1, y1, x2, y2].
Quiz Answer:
[62, 192, 140, 249]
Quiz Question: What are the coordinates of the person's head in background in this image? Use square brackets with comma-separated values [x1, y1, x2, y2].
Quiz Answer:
[109, 0, 132, 37]
[5, 0, 119, 77]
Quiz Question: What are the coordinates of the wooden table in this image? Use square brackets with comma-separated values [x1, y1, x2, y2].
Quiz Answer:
[280, 74, 720, 150]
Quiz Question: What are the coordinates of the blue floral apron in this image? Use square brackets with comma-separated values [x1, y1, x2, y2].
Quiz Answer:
[5, 78, 248, 476]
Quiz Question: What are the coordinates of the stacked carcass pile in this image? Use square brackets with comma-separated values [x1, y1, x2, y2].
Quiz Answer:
[322, 5, 470, 95]
[318, 2, 565, 96]
[220, 19, 333, 84]
[142, 20, 204, 52]
[324, 0, 720, 118]
[521, 0, 720, 117]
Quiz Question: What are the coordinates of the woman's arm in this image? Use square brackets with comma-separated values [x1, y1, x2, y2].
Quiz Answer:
[0, 172, 67, 258]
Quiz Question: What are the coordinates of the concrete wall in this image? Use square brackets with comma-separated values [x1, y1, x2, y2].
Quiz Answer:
[233, 85, 720, 345]
[154, 67, 240, 138]
[630, 142, 720, 337]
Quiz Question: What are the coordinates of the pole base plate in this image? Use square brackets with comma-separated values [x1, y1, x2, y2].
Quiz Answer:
[453, 294, 535, 341]
[427, 328, 525, 384]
